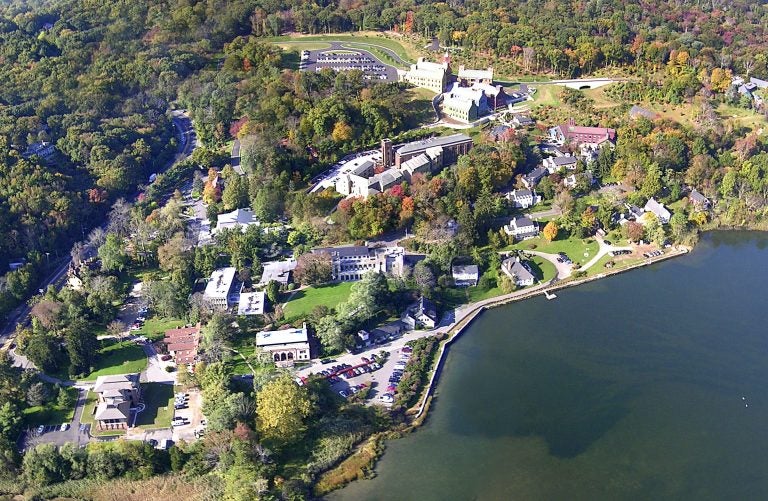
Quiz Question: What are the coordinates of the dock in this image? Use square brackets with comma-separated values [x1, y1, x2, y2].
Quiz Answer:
[543, 290, 557, 300]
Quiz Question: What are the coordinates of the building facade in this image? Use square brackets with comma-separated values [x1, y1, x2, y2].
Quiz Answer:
[93, 374, 141, 430]
[402, 57, 451, 93]
[204, 267, 239, 309]
[256, 324, 310, 367]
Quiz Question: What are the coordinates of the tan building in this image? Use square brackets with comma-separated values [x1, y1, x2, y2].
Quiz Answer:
[256, 324, 310, 367]
[402, 57, 451, 93]
[92, 374, 141, 430]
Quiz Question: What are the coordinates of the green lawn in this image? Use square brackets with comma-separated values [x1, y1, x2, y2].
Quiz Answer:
[283, 282, 354, 321]
[530, 85, 562, 108]
[135, 383, 174, 430]
[529, 256, 557, 282]
[81, 339, 147, 381]
[136, 316, 186, 341]
[508, 235, 599, 266]
[23, 388, 78, 427]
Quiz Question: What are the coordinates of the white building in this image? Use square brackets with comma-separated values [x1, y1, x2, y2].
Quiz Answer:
[452, 265, 479, 287]
[237, 292, 266, 316]
[543, 155, 578, 173]
[643, 197, 671, 224]
[214, 208, 258, 234]
[507, 189, 540, 209]
[256, 324, 310, 367]
[402, 57, 450, 93]
[259, 259, 297, 286]
[204, 267, 239, 309]
[504, 216, 539, 239]
[457, 65, 493, 85]
[501, 258, 535, 286]
[312, 245, 405, 282]
[334, 160, 376, 197]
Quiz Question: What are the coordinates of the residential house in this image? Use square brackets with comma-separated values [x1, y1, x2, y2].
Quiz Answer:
[489, 124, 511, 141]
[543, 155, 578, 173]
[258, 259, 297, 286]
[522, 166, 549, 189]
[549, 119, 617, 148]
[501, 258, 535, 287]
[689, 189, 711, 209]
[643, 197, 671, 224]
[452, 264, 479, 287]
[371, 321, 406, 342]
[203, 267, 239, 309]
[401, 57, 451, 93]
[237, 292, 266, 316]
[214, 208, 258, 234]
[256, 324, 310, 367]
[163, 324, 201, 365]
[512, 115, 535, 128]
[22, 141, 56, 160]
[507, 189, 540, 209]
[504, 216, 539, 239]
[92, 374, 141, 430]
[403, 297, 439, 329]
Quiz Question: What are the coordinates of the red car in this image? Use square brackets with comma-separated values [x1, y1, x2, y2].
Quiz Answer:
[160, 354, 172, 361]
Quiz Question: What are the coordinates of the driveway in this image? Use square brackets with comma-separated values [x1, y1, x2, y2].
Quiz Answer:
[580, 236, 633, 271]
[141, 341, 176, 384]
[20, 387, 90, 451]
[525, 250, 572, 279]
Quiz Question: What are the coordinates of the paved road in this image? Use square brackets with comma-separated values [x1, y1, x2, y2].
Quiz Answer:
[580, 236, 632, 271]
[525, 250, 572, 279]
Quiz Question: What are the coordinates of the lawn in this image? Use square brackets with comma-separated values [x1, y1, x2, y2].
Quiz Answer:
[283, 282, 354, 321]
[716, 103, 765, 131]
[136, 316, 186, 341]
[508, 235, 599, 266]
[81, 339, 147, 381]
[23, 388, 78, 427]
[529, 256, 558, 282]
[530, 85, 562, 108]
[135, 383, 174, 430]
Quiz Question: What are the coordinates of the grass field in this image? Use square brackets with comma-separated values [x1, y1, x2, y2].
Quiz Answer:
[81, 339, 147, 381]
[508, 235, 599, 267]
[135, 383, 174, 430]
[135, 316, 187, 341]
[283, 282, 354, 321]
[530, 85, 563, 108]
[23, 387, 78, 427]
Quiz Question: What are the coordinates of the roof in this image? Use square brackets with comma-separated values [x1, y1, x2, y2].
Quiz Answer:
[95, 402, 130, 421]
[259, 259, 297, 285]
[503, 259, 534, 282]
[553, 122, 616, 143]
[350, 160, 375, 176]
[511, 216, 535, 228]
[551, 156, 577, 166]
[412, 58, 449, 73]
[629, 105, 657, 120]
[525, 167, 548, 181]
[750, 77, 768, 89]
[396, 134, 472, 156]
[511, 189, 533, 199]
[164, 325, 200, 340]
[644, 197, 671, 220]
[166, 341, 198, 352]
[313, 246, 370, 258]
[238, 292, 266, 315]
[458, 67, 493, 80]
[401, 153, 431, 172]
[690, 189, 708, 203]
[217, 208, 256, 227]
[452, 264, 479, 278]
[490, 124, 511, 137]
[256, 324, 308, 347]
[204, 267, 237, 298]
[443, 95, 477, 113]
[414, 296, 438, 321]
[93, 374, 139, 394]
[513, 114, 534, 125]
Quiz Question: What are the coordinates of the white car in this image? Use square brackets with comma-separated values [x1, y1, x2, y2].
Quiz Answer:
[60, 423, 69, 432]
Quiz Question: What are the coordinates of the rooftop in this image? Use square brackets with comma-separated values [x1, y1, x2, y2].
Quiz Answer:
[259, 259, 297, 285]
[512, 216, 535, 228]
[256, 324, 308, 347]
[397, 133, 472, 156]
[313, 245, 371, 258]
[452, 264, 479, 278]
[238, 291, 266, 315]
[93, 374, 139, 394]
[204, 267, 237, 298]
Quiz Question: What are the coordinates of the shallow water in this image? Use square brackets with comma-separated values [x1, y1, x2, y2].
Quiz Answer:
[330, 232, 768, 500]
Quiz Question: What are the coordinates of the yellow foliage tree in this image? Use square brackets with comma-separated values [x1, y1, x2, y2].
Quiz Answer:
[543, 221, 558, 242]
[331, 121, 353, 143]
[256, 375, 313, 444]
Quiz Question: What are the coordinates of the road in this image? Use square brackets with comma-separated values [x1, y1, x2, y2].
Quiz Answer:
[231, 138, 243, 175]
[1, 111, 197, 364]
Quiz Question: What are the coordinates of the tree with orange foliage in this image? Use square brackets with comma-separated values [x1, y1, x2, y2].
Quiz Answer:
[542, 221, 558, 242]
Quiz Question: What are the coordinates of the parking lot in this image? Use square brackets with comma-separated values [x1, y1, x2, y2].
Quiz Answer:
[20, 388, 90, 451]
[171, 390, 205, 442]
[299, 42, 399, 81]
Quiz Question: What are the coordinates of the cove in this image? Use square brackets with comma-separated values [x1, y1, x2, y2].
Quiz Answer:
[329, 231, 768, 500]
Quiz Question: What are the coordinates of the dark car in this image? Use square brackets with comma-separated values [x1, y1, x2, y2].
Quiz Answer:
[160, 354, 173, 361]
[148, 439, 158, 447]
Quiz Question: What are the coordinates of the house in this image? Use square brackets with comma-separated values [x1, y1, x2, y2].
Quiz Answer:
[512, 115, 535, 128]
[92, 374, 141, 430]
[163, 324, 201, 365]
[256, 324, 310, 367]
[543, 155, 578, 173]
[643, 197, 671, 224]
[549, 119, 617, 147]
[750, 77, 768, 89]
[372, 321, 406, 341]
[452, 264, 479, 287]
[689, 189, 711, 209]
[259, 259, 297, 286]
[523, 166, 549, 188]
[214, 208, 259, 234]
[312, 245, 406, 282]
[457, 65, 493, 86]
[504, 216, 539, 239]
[507, 189, 540, 209]
[489, 124, 511, 141]
[501, 258, 535, 287]
[403, 297, 439, 329]
[357, 330, 371, 347]
[564, 171, 594, 189]
[401, 57, 451, 93]
[203, 267, 239, 309]
[22, 141, 56, 160]
[237, 292, 266, 316]
[629, 105, 658, 120]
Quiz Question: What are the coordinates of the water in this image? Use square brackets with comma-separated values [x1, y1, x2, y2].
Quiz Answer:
[330, 232, 768, 500]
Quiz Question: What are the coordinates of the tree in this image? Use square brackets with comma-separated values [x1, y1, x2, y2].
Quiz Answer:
[413, 261, 436, 292]
[265, 280, 280, 304]
[542, 221, 558, 242]
[256, 374, 314, 445]
[624, 221, 644, 243]
[498, 273, 515, 294]
[98, 234, 129, 273]
[313, 316, 349, 354]
[26, 382, 49, 407]
[293, 252, 332, 286]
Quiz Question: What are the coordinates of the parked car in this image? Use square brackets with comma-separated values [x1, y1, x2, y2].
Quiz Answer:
[361, 357, 370, 364]
[148, 439, 158, 447]
[160, 354, 173, 361]
[338, 390, 349, 398]
[37, 425, 45, 435]
[380, 394, 394, 403]
[402, 346, 412, 354]
[60, 423, 69, 432]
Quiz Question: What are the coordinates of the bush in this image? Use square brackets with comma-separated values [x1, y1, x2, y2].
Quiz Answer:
[165, 366, 175, 372]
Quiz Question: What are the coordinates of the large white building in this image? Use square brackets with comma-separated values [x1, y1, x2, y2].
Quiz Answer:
[214, 208, 258, 234]
[238, 291, 266, 316]
[259, 259, 297, 286]
[203, 267, 239, 309]
[504, 216, 539, 240]
[401, 57, 451, 93]
[312, 245, 406, 282]
[256, 324, 310, 367]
